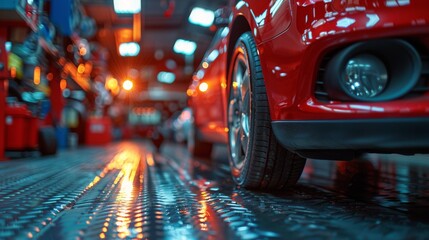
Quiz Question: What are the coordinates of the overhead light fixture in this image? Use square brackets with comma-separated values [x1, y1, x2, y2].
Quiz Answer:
[119, 42, 140, 57]
[189, 7, 215, 27]
[157, 71, 176, 84]
[113, 0, 141, 14]
[173, 39, 197, 55]
[199, 82, 209, 92]
[123, 79, 133, 91]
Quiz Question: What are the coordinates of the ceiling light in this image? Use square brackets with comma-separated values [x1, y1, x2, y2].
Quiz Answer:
[199, 82, 208, 92]
[113, 0, 141, 14]
[189, 7, 215, 27]
[157, 71, 176, 84]
[119, 42, 140, 57]
[123, 79, 133, 91]
[173, 39, 197, 55]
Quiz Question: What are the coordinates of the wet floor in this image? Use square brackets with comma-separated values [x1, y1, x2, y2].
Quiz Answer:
[1, 140, 429, 239]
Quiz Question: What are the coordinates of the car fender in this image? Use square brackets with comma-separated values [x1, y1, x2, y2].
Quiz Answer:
[232, 0, 293, 44]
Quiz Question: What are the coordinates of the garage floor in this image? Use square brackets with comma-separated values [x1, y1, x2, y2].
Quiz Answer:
[1, 140, 429, 239]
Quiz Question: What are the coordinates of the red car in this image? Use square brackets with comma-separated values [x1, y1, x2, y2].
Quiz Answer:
[187, 0, 429, 190]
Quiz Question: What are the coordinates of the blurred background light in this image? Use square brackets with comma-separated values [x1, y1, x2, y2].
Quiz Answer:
[157, 71, 176, 84]
[173, 39, 197, 55]
[5, 41, 11, 52]
[199, 82, 208, 92]
[119, 42, 140, 57]
[207, 50, 219, 62]
[123, 79, 134, 91]
[188, 7, 215, 27]
[33, 66, 41, 85]
[113, 0, 141, 14]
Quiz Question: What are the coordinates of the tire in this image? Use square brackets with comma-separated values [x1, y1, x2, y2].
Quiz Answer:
[227, 32, 306, 190]
[187, 114, 213, 159]
[39, 126, 57, 156]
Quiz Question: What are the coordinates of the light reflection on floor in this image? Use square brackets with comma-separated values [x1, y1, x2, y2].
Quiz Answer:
[1, 141, 429, 239]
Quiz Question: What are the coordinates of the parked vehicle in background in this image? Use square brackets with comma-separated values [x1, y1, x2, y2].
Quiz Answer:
[187, 0, 429, 190]
[171, 107, 192, 144]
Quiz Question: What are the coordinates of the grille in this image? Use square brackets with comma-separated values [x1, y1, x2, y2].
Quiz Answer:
[314, 56, 331, 102]
[408, 55, 429, 96]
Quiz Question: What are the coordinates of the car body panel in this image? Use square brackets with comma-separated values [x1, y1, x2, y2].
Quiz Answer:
[234, 0, 293, 43]
[188, 28, 230, 143]
[188, 0, 429, 148]
[258, 0, 429, 120]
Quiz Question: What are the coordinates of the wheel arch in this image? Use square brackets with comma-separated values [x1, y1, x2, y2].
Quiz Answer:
[226, 15, 252, 89]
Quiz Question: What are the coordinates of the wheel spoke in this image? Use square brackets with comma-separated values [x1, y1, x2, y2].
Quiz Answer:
[241, 131, 248, 153]
[240, 67, 250, 103]
[233, 127, 241, 160]
[241, 90, 250, 137]
[228, 50, 252, 169]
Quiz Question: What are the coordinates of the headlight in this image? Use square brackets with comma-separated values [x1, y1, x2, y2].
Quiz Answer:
[343, 54, 388, 98]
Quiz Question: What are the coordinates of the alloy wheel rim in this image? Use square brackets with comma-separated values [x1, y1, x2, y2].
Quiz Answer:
[228, 49, 251, 169]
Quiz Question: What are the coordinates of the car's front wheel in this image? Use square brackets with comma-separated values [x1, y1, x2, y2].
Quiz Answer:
[227, 32, 306, 190]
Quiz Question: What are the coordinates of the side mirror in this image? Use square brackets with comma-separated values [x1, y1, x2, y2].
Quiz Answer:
[214, 7, 231, 28]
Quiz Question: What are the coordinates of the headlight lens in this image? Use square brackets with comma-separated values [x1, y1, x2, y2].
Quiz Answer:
[343, 54, 388, 98]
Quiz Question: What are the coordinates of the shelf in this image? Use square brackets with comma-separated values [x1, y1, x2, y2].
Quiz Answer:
[15, 4, 37, 32]
[16, 1, 59, 57]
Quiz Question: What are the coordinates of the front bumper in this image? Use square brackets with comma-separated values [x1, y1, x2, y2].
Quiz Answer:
[272, 118, 429, 152]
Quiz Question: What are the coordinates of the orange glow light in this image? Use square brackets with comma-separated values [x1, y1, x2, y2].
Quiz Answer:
[79, 47, 87, 56]
[47, 73, 53, 81]
[123, 79, 133, 91]
[199, 82, 208, 92]
[115, 29, 133, 44]
[33, 66, 41, 85]
[133, 13, 141, 42]
[186, 89, 193, 96]
[77, 64, 85, 74]
[106, 77, 119, 90]
[202, 62, 209, 69]
[60, 79, 67, 90]
[10, 67, 16, 78]
[146, 153, 154, 166]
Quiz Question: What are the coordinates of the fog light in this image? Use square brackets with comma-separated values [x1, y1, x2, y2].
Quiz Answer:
[343, 54, 388, 98]
[324, 39, 421, 102]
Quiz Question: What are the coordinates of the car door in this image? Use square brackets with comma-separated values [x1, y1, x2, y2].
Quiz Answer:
[192, 27, 229, 143]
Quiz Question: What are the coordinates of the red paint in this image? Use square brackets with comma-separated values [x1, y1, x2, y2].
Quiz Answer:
[85, 117, 112, 145]
[261, 0, 429, 120]
[4, 105, 38, 150]
[0, 28, 8, 159]
[48, 65, 65, 125]
[188, 0, 429, 144]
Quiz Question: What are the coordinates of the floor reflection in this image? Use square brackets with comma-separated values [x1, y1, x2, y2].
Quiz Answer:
[303, 153, 429, 223]
[2, 140, 429, 239]
[160, 142, 429, 238]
